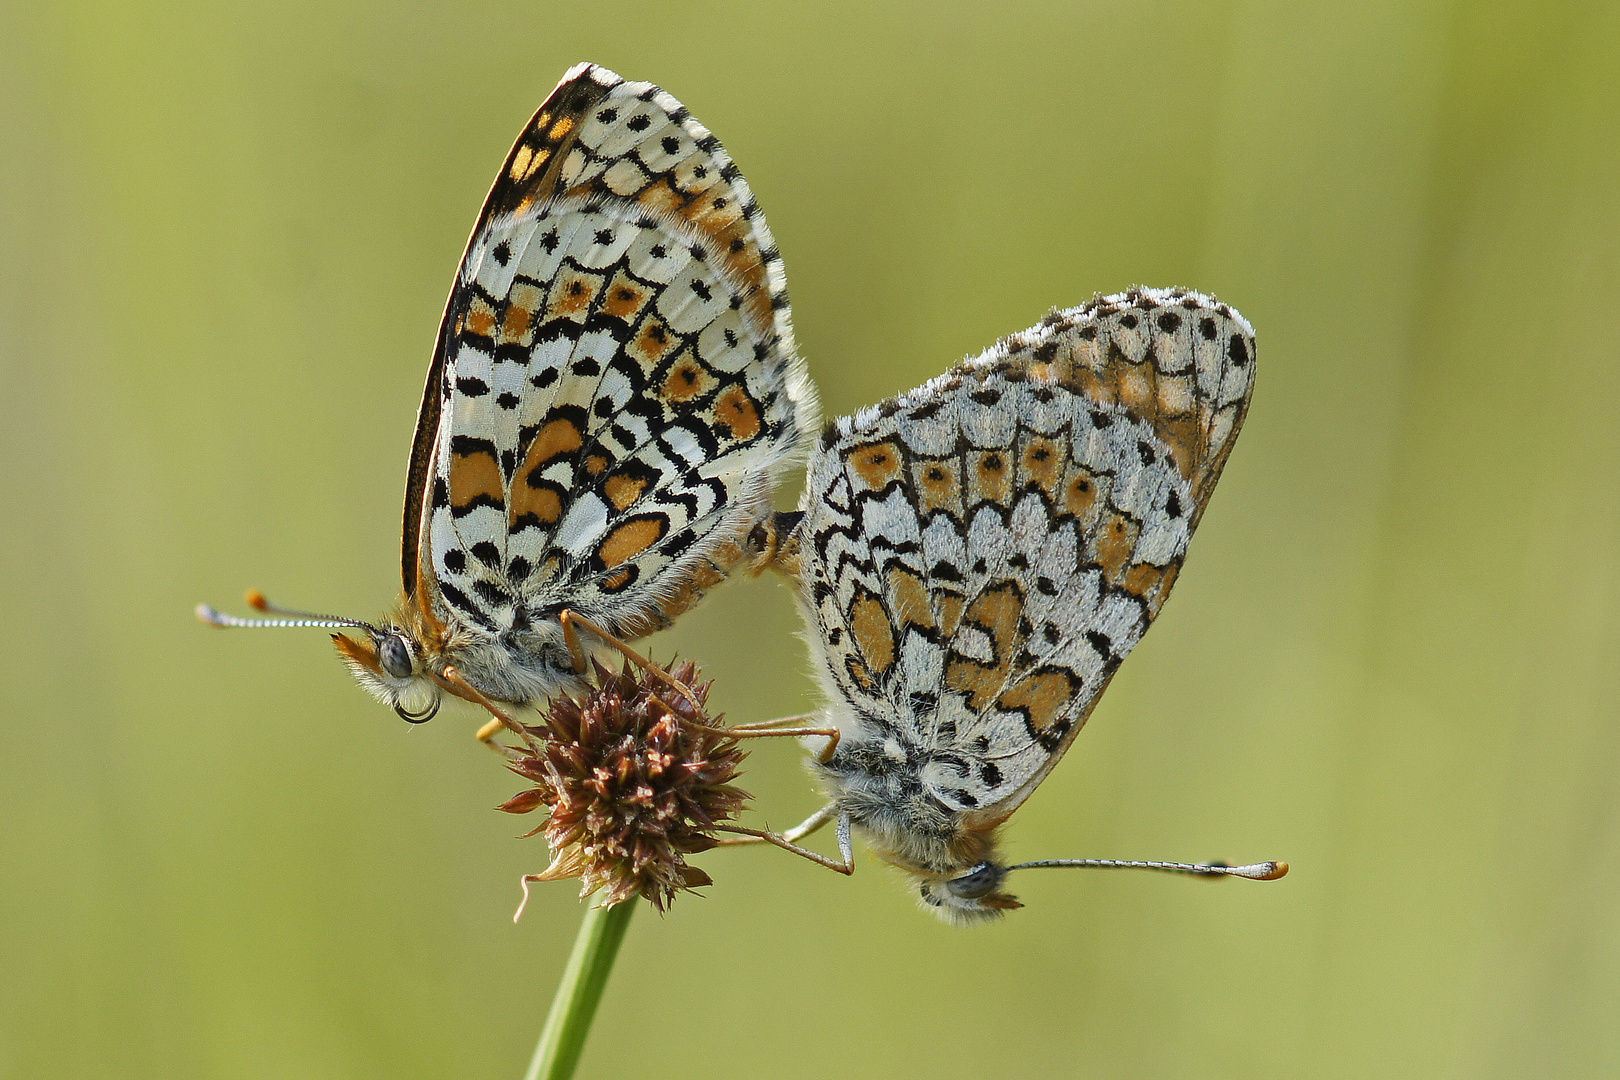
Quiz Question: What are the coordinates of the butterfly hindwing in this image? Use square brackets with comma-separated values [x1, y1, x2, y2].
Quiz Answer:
[411, 63, 816, 644]
[803, 289, 1254, 819]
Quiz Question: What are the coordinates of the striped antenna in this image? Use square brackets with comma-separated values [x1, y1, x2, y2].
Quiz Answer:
[1007, 858, 1288, 881]
[195, 589, 376, 633]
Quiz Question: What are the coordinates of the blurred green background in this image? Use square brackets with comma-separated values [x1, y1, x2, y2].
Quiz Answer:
[4, 1, 1619, 1077]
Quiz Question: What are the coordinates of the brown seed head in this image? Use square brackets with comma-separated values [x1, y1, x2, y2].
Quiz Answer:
[496, 658, 749, 912]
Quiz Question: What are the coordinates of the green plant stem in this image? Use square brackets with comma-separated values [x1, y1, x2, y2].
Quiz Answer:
[522, 899, 637, 1080]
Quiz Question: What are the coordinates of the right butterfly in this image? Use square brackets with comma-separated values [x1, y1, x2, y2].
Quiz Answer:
[782, 287, 1283, 921]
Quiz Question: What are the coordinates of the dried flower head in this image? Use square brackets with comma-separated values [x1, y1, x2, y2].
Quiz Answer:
[497, 658, 749, 913]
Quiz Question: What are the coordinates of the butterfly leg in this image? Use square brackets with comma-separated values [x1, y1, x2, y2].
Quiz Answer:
[557, 608, 591, 676]
[557, 608, 708, 713]
[692, 714, 841, 761]
[713, 801, 836, 847]
[725, 713, 817, 731]
[439, 665, 531, 742]
[716, 811, 854, 875]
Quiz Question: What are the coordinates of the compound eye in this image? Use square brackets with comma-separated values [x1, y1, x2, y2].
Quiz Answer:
[945, 861, 1004, 900]
[378, 634, 414, 679]
[394, 698, 440, 724]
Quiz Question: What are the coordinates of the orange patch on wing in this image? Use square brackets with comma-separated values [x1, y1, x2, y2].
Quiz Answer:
[684, 553, 730, 593]
[968, 448, 1013, 506]
[604, 471, 650, 511]
[848, 590, 896, 677]
[934, 590, 966, 638]
[1153, 415, 1201, 483]
[509, 144, 536, 182]
[1123, 561, 1172, 608]
[449, 448, 504, 514]
[1155, 562, 1180, 603]
[668, 195, 771, 328]
[716, 228, 761, 282]
[546, 269, 601, 321]
[996, 669, 1080, 735]
[713, 386, 761, 440]
[600, 567, 636, 592]
[509, 413, 584, 528]
[635, 178, 685, 217]
[662, 356, 711, 400]
[1093, 512, 1140, 583]
[946, 658, 1002, 712]
[509, 484, 563, 528]
[598, 515, 668, 567]
[1063, 468, 1100, 521]
[964, 582, 1023, 665]
[601, 274, 651, 323]
[845, 656, 877, 693]
[914, 459, 959, 514]
[945, 584, 1026, 710]
[524, 416, 584, 472]
[1063, 367, 1113, 410]
[886, 567, 933, 632]
[584, 453, 611, 476]
[632, 317, 680, 367]
[547, 116, 575, 141]
[500, 302, 534, 342]
[678, 197, 746, 275]
[683, 193, 743, 237]
[466, 297, 498, 339]
[1020, 438, 1063, 493]
[848, 441, 903, 492]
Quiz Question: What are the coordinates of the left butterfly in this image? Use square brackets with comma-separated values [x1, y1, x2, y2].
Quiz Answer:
[200, 62, 818, 725]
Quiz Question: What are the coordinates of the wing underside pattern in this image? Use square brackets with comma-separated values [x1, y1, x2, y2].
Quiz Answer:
[408, 63, 817, 644]
[803, 288, 1254, 818]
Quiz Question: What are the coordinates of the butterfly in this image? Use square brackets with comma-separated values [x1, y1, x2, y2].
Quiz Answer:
[199, 62, 817, 730]
[760, 288, 1283, 921]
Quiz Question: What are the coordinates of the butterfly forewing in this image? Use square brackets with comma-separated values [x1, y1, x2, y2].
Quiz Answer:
[802, 288, 1254, 823]
[410, 63, 816, 646]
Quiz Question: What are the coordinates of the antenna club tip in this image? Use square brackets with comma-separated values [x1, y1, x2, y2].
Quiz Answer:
[196, 604, 226, 627]
[246, 589, 269, 611]
[1260, 861, 1289, 880]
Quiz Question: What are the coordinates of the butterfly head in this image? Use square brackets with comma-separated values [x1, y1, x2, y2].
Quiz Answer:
[331, 625, 442, 724]
[916, 860, 1024, 923]
[867, 820, 1024, 923]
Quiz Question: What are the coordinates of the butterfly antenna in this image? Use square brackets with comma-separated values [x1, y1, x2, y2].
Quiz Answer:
[195, 589, 377, 632]
[1006, 858, 1288, 881]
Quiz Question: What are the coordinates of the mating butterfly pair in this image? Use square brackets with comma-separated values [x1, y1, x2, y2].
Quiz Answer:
[200, 63, 1283, 921]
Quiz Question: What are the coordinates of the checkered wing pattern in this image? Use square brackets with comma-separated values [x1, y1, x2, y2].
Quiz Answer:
[802, 289, 1253, 819]
[404, 63, 817, 643]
